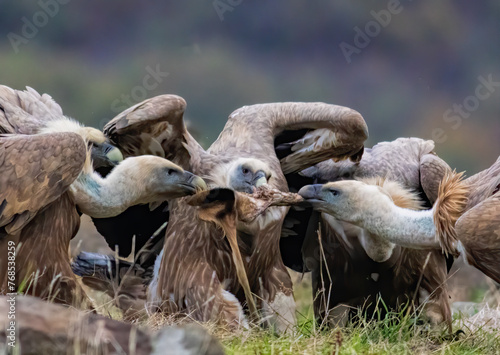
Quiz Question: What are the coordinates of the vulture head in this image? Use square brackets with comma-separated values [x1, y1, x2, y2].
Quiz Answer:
[90, 139, 124, 173]
[298, 180, 392, 225]
[106, 156, 207, 202]
[73, 155, 207, 219]
[71, 127, 124, 173]
[40, 118, 124, 172]
[215, 158, 272, 194]
[139, 157, 208, 199]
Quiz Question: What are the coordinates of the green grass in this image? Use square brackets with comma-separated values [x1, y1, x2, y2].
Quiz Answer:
[84, 274, 500, 355]
[210, 277, 500, 355]
[216, 310, 500, 355]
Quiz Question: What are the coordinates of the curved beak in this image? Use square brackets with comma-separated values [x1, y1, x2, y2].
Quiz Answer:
[180, 171, 207, 195]
[106, 146, 124, 164]
[91, 142, 124, 171]
[298, 184, 324, 201]
[252, 170, 268, 188]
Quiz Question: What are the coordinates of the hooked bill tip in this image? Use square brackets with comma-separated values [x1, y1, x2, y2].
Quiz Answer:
[106, 147, 124, 163]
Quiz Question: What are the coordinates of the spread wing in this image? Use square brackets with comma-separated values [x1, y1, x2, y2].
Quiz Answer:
[97, 95, 213, 258]
[209, 102, 368, 177]
[207, 103, 367, 274]
[0, 132, 86, 234]
[455, 192, 500, 283]
[103, 94, 205, 169]
[0, 85, 64, 134]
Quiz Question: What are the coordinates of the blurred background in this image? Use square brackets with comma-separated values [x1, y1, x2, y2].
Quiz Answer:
[1, 1, 498, 304]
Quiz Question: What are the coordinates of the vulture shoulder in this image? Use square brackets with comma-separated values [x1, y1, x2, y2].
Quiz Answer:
[455, 192, 500, 283]
[0, 132, 86, 234]
[464, 156, 500, 209]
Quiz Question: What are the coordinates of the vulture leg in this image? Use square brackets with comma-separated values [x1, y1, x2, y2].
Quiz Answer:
[396, 249, 452, 332]
[455, 193, 500, 283]
[72, 251, 151, 320]
[254, 260, 296, 334]
[242, 210, 297, 333]
[155, 261, 249, 330]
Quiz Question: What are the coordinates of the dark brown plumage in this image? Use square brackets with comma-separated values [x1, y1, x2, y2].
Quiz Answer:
[0, 133, 88, 305]
[455, 156, 500, 283]
[96, 95, 368, 331]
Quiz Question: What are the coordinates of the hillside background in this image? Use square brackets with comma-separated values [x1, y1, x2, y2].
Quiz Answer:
[1, 1, 499, 173]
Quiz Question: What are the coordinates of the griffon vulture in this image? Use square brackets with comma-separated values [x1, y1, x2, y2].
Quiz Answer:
[298, 155, 500, 323]
[0, 90, 206, 306]
[280, 138, 454, 328]
[0, 85, 123, 171]
[82, 94, 368, 331]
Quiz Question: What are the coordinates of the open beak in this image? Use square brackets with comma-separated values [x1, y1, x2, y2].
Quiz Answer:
[252, 170, 268, 188]
[91, 142, 124, 171]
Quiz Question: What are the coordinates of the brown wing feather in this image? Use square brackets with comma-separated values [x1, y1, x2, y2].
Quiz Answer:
[0, 132, 86, 233]
[209, 102, 368, 176]
[0, 85, 63, 134]
[10, 193, 87, 306]
[103, 95, 201, 166]
[455, 192, 500, 283]
[464, 156, 500, 209]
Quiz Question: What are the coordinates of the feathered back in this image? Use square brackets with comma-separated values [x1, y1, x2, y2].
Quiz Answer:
[359, 177, 425, 210]
[433, 171, 468, 257]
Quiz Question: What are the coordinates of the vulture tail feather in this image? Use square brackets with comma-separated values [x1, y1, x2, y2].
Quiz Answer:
[433, 171, 468, 257]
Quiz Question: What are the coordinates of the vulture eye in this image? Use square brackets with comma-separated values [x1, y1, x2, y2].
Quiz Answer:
[242, 168, 250, 174]
[167, 169, 176, 175]
[329, 189, 340, 196]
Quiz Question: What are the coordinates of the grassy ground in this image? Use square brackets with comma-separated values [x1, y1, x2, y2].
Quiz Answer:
[215, 282, 500, 355]
[86, 274, 500, 355]
[219, 319, 500, 354]
[215, 310, 500, 355]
